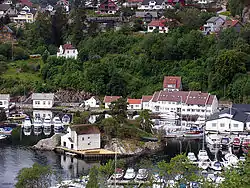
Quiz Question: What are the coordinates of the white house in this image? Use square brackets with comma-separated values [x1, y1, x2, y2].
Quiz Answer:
[84, 96, 100, 108]
[57, 44, 78, 59]
[12, 11, 34, 23]
[138, 0, 165, 10]
[103, 96, 121, 109]
[61, 124, 101, 150]
[147, 19, 169, 33]
[45, 5, 54, 12]
[205, 108, 247, 133]
[31, 93, 54, 109]
[0, 94, 10, 109]
[149, 90, 218, 118]
[142, 95, 152, 110]
[163, 76, 182, 91]
[203, 16, 225, 35]
[127, 99, 142, 110]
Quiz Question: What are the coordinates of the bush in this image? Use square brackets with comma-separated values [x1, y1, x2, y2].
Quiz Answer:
[13, 47, 29, 60]
[0, 55, 7, 61]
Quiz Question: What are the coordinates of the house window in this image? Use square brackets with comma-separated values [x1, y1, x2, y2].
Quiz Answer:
[182, 109, 185, 111]
[192, 109, 195, 112]
[88, 137, 90, 139]
[4, 101, 7, 104]
[43, 101, 46, 105]
[0, 101, 2, 105]
[220, 123, 225, 127]
[88, 142, 91, 145]
[135, 105, 139, 108]
[212, 123, 216, 127]
[82, 137, 84, 141]
[35, 101, 40, 105]
[48, 101, 51, 105]
[233, 124, 238, 128]
[187, 109, 190, 112]
[73, 50, 75, 53]
[63, 141, 66, 147]
[149, 27, 154, 30]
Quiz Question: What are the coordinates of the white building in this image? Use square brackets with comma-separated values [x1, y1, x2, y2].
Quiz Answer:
[0, 94, 10, 109]
[84, 96, 100, 108]
[205, 108, 246, 133]
[142, 95, 152, 110]
[127, 99, 142, 110]
[149, 90, 218, 118]
[61, 124, 101, 150]
[31, 93, 54, 109]
[147, 19, 169, 33]
[57, 44, 78, 59]
[163, 76, 182, 91]
[103, 96, 121, 109]
[138, 0, 165, 10]
[12, 11, 34, 23]
[203, 16, 225, 35]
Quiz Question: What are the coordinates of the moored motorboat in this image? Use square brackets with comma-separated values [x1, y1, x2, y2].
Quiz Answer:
[33, 118, 43, 135]
[220, 137, 230, 150]
[206, 134, 221, 148]
[43, 116, 52, 135]
[136, 169, 148, 180]
[8, 112, 26, 120]
[110, 168, 124, 180]
[53, 116, 64, 133]
[187, 152, 197, 162]
[0, 135, 7, 140]
[210, 161, 223, 171]
[184, 127, 203, 138]
[198, 160, 210, 170]
[23, 116, 32, 136]
[198, 150, 209, 161]
[123, 168, 136, 180]
[158, 112, 179, 120]
[0, 127, 13, 135]
[61, 114, 71, 125]
[242, 136, 250, 154]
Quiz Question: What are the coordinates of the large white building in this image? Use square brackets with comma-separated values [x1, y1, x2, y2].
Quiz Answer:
[61, 124, 101, 150]
[57, 44, 78, 59]
[84, 96, 100, 108]
[0, 94, 10, 109]
[31, 93, 54, 109]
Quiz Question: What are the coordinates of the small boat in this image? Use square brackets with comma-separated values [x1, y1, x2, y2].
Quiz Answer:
[61, 114, 71, 125]
[224, 153, 239, 166]
[220, 137, 230, 150]
[232, 137, 241, 147]
[8, 112, 26, 120]
[0, 127, 12, 135]
[210, 161, 223, 171]
[184, 127, 203, 138]
[0, 135, 7, 140]
[198, 160, 210, 170]
[242, 137, 250, 154]
[206, 134, 221, 148]
[123, 168, 136, 180]
[239, 156, 246, 162]
[43, 116, 52, 135]
[33, 118, 43, 135]
[110, 168, 124, 180]
[187, 152, 197, 162]
[153, 174, 166, 188]
[23, 116, 32, 136]
[136, 168, 148, 180]
[53, 116, 64, 133]
[198, 150, 209, 161]
[158, 112, 179, 120]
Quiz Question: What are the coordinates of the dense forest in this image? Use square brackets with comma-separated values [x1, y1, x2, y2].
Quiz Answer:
[1, 6, 250, 103]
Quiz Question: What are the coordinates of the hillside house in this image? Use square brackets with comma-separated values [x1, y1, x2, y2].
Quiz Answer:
[138, 0, 165, 10]
[56, 0, 70, 12]
[163, 76, 182, 91]
[31, 93, 54, 109]
[147, 19, 169, 33]
[221, 19, 243, 33]
[57, 44, 78, 59]
[98, 0, 119, 14]
[136, 11, 158, 22]
[0, 25, 15, 43]
[142, 95, 152, 110]
[203, 16, 225, 35]
[0, 4, 17, 18]
[124, 0, 143, 7]
[61, 124, 101, 150]
[103, 96, 121, 109]
[127, 99, 142, 110]
[0, 94, 10, 109]
[84, 96, 100, 108]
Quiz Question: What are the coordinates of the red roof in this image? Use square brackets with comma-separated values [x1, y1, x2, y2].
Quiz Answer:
[63, 44, 75, 50]
[148, 19, 167, 27]
[151, 90, 215, 105]
[104, 96, 121, 103]
[19, 0, 33, 7]
[127, 0, 143, 2]
[142, 95, 152, 102]
[163, 76, 182, 90]
[222, 19, 242, 28]
[127, 99, 141, 105]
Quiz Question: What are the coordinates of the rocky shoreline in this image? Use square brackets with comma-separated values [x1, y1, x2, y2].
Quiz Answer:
[32, 134, 63, 151]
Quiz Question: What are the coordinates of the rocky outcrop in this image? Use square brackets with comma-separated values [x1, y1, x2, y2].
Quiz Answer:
[32, 134, 63, 151]
[104, 139, 164, 156]
[55, 89, 93, 103]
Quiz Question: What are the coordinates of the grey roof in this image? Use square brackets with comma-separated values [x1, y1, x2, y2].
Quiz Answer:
[0, 94, 10, 100]
[232, 104, 250, 113]
[142, 0, 164, 5]
[3, 25, 13, 33]
[136, 11, 158, 18]
[207, 108, 248, 123]
[31, 93, 54, 100]
[206, 16, 224, 23]
[0, 4, 11, 11]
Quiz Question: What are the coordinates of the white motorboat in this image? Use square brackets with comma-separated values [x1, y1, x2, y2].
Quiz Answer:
[210, 161, 223, 171]
[123, 168, 136, 180]
[53, 116, 63, 133]
[187, 152, 197, 162]
[23, 116, 32, 136]
[158, 112, 179, 120]
[223, 153, 239, 167]
[33, 118, 43, 135]
[62, 114, 71, 125]
[198, 160, 210, 170]
[110, 168, 124, 180]
[0, 135, 7, 140]
[198, 150, 209, 161]
[43, 116, 52, 135]
[206, 134, 221, 148]
[135, 169, 148, 180]
[239, 156, 246, 162]
[153, 174, 166, 188]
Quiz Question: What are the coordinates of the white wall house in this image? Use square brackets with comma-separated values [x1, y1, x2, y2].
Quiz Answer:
[205, 108, 247, 133]
[61, 124, 101, 150]
[31, 93, 54, 109]
[84, 96, 100, 108]
[203, 16, 225, 35]
[127, 99, 142, 110]
[142, 95, 152, 110]
[0, 94, 10, 109]
[163, 76, 182, 91]
[149, 90, 218, 118]
[147, 19, 169, 33]
[103, 96, 121, 109]
[138, 0, 165, 10]
[57, 44, 78, 59]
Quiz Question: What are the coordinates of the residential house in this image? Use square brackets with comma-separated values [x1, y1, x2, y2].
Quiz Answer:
[57, 44, 78, 59]
[45, 5, 54, 12]
[221, 19, 243, 33]
[0, 25, 15, 43]
[127, 99, 142, 110]
[123, 0, 143, 7]
[149, 90, 218, 118]
[195, 0, 214, 4]
[84, 96, 100, 108]
[203, 16, 225, 35]
[136, 11, 158, 23]
[142, 95, 152, 110]
[31, 93, 54, 109]
[17, 0, 33, 7]
[0, 94, 10, 109]
[138, 0, 165, 10]
[98, 0, 119, 14]
[103, 96, 121, 109]
[12, 6, 35, 23]
[167, 0, 185, 6]
[163, 76, 182, 91]
[0, 4, 17, 18]
[2, 0, 13, 4]
[56, 0, 69, 12]
[147, 18, 169, 33]
[205, 108, 247, 133]
[61, 124, 101, 150]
